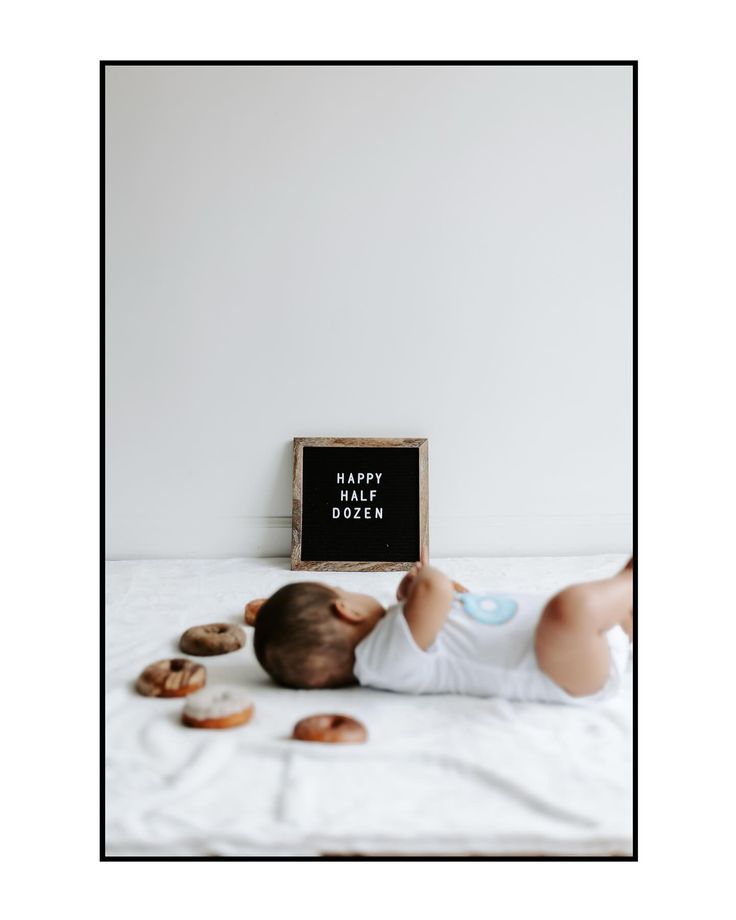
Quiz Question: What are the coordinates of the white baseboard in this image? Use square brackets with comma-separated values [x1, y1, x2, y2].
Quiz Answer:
[105, 513, 633, 560]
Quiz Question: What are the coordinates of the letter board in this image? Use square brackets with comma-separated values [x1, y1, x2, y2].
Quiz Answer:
[291, 437, 428, 571]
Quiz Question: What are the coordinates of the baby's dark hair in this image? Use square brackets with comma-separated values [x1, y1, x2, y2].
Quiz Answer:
[253, 582, 356, 689]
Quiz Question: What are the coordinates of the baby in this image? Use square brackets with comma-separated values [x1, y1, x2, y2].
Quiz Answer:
[253, 555, 633, 704]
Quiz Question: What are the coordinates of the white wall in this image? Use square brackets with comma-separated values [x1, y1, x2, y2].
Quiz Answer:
[105, 64, 633, 559]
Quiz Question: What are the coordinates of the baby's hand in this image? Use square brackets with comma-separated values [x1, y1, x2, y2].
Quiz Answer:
[396, 560, 424, 601]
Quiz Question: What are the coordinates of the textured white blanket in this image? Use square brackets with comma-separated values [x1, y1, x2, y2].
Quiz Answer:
[105, 555, 633, 856]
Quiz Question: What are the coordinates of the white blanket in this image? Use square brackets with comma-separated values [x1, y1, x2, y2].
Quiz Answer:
[105, 555, 633, 856]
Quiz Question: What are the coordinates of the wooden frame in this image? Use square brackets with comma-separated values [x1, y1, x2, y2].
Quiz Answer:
[291, 437, 428, 571]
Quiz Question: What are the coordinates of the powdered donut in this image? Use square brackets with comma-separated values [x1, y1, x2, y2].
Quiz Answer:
[182, 685, 254, 729]
[136, 658, 206, 698]
[292, 714, 368, 744]
[179, 623, 246, 656]
[244, 598, 267, 626]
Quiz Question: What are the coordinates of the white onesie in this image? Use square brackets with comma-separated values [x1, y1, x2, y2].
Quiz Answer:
[353, 592, 631, 705]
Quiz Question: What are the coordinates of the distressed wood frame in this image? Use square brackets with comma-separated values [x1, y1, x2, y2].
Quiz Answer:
[291, 437, 428, 571]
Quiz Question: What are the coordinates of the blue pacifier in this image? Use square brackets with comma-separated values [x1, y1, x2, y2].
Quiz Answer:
[458, 592, 518, 625]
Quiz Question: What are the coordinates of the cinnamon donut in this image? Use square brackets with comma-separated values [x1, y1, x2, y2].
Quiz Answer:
[292, 714, 368, 744]
[179, 623, 245, 656]
[244, 598, 267, 626]
[182, 685, 254, 729]
[136, 658, 206, 698]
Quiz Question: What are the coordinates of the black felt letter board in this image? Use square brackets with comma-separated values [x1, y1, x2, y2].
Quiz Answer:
[292, 439, 428, 571]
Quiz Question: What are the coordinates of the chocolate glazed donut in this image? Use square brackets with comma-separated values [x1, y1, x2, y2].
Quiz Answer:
[292, 714, 368, 744]
[136, 658, 206, 697]
[179, 623, 246, 656]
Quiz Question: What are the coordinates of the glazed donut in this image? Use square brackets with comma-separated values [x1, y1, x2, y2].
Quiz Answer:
[182, 685, 254, 729]
[179, 623, 246, 656]
[136, 658, 206, 698]
[244, 598, 267, 626]
[292, 713, 368, 744]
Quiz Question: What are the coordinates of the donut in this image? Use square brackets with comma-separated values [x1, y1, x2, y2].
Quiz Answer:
[452, 580, 470, 594]
[182, 685, 254, 729]
[292, 714, 368, 744]
[244, 598, 267, 626]
[179, 623, 246, 656]
[136, 658, 206, 698]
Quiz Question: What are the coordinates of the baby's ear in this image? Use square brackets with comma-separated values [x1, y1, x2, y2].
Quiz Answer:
[332, 599, 366, 624]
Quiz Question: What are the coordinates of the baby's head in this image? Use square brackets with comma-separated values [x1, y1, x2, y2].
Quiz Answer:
[254, 581, 385, 689]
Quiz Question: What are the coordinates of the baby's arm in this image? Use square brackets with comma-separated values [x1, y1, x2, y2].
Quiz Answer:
[402, 563, 454, 650]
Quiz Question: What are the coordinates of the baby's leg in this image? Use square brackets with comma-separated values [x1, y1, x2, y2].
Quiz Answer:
[534, 562, 633, 697]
